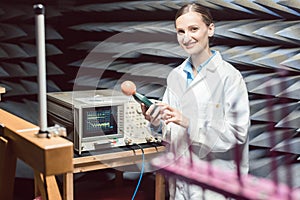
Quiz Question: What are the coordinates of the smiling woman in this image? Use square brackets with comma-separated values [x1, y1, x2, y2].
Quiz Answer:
[141, 3, 250, 200]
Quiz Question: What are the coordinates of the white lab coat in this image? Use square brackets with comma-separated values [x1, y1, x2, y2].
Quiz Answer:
[160, 51, 250, 200]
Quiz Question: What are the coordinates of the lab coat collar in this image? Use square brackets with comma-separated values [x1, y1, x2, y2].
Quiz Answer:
[183, 51, 222, 89]
[204, 50, 222, 72]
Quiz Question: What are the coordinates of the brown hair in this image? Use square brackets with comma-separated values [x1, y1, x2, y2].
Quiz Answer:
[175, 3, 213, 27]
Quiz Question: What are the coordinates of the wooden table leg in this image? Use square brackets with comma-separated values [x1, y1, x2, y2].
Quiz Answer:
[63, 172, 73, 200]
[0, 136, 17, 200]
[34, 171, 62, 200]
[155, 172, 165, 200]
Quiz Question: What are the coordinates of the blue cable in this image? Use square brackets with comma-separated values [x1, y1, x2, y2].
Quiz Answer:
[131, 144, 145, 200]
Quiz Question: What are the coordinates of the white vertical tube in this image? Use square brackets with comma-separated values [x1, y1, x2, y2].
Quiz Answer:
[34, 4, 48, 134]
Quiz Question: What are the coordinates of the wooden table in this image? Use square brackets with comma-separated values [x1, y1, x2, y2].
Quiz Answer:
[67, 144, 166, 200]
[0, 107, 166, 200]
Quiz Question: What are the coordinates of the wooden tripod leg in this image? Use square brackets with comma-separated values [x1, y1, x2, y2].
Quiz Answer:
[0, 136, 17, 200]
[34, 171, 62, 200]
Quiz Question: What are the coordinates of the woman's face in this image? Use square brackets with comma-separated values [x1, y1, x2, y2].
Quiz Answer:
[175, 12, 214, 57]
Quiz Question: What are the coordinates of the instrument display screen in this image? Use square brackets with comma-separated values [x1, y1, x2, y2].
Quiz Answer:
[83, 106, 118, 137]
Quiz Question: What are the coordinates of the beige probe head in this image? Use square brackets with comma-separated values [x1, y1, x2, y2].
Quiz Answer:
[121, 80, 136, 96]
[121, 80, 153, 108]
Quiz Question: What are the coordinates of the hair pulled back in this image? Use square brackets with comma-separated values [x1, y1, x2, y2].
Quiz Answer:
[175, 3, 213, 27]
